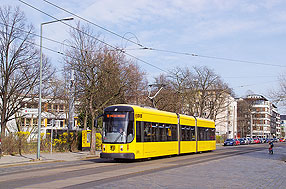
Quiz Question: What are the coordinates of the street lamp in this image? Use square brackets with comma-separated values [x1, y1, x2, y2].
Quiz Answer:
[37, 17, 73, 160]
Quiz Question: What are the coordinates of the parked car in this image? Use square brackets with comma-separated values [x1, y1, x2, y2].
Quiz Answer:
[247, 138, 254, 144]
[234, 139, 240, 145]
[224, 139, 236, 146]
[253, 138, 260, 144]
[273, 138, 278, 142]
[244, 138, 251, 144]
[238, 138, 247, 145]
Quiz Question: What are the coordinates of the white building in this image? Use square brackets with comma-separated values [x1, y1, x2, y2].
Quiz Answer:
[215, 94, 237, 139]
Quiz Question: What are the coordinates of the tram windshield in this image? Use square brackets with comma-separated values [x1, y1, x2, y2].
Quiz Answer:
[102, 112, 134, 143]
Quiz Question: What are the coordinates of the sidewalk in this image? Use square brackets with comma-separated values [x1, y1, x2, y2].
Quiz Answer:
[0, 151, 100, 167]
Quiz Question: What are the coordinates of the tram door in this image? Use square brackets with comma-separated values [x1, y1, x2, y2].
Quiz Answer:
[135, 121, 144, 158]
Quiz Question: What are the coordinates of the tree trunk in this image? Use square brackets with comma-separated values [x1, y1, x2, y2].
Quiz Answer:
[84, 112, 88, 130]
[89, 97, 96, 155]
[0, 116, 6, 156]
[90, 117, 96, 155]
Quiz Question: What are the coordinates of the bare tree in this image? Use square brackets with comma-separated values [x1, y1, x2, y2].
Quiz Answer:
[64, 23, 146, 154]
[237, 99, 252, 138]
[0, 6, 53, 147]
[269, 74, 286, 112]
[153, 66, 233, 121]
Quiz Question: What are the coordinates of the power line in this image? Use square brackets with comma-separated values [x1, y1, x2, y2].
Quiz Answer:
[224, 75, 278, 79]
[18, 0, 169, 74]
[142, 48, 286, 68]
[42, 0, 145, 48]
[24, 1, 286, 69]
[40, 0, 286, 69]
[0, 22, 125, 54]
[236, 80, 279, 88]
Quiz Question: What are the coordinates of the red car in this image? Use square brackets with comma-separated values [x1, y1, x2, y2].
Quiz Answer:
[234, 139, 240, 145]
[253, 138, 260, 144]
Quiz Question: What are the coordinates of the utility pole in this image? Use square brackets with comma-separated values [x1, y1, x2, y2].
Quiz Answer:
[50, 119, 54, 154]
[250, 113, 253, 138]
[68, 70, 75, 130]
[68, 70, 75, 152]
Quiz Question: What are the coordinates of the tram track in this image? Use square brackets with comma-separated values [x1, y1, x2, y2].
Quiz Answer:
[0, 144, 275, 188]
[63, 145, 268, 188]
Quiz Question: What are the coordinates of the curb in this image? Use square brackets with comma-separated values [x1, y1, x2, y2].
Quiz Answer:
[0, 159, 65, 168]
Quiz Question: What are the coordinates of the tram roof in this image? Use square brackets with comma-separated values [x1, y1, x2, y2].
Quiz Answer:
[106, 104, 214, 123]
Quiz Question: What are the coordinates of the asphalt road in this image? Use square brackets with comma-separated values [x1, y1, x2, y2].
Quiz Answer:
[0, 143, 285, 189]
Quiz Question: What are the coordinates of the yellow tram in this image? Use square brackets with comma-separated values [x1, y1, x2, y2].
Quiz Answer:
[100, 104, 216, 159]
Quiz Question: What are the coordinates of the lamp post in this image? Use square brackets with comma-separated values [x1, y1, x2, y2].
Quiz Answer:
[37, 17, 73, 160]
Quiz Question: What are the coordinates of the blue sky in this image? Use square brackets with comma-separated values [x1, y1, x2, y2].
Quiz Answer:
[2, 0, 286, 108]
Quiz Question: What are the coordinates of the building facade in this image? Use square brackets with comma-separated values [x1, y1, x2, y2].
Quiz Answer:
[237, 94, 281, 138]
[6, 97, 79, 140]
[215, 94, 237, 139]
[280, 115, 286, 138]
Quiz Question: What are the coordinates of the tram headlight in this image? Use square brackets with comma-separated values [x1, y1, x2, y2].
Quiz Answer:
[103, 145, 105, 151]
[120, 145, 123, 151]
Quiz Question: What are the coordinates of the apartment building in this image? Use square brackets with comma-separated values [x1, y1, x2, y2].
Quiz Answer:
[237, 94, 281, 138]
[280, 115, 286, 137]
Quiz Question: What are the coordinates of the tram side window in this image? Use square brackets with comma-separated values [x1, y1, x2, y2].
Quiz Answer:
[191, 126, 196, 141]
[181, 126, 185, 141]
[136, 121, 143, 142]
[144, 122, 152, 142]
[181, 126, 192, 141]
[210, 128, 215, 140]
[186, 126, 191, 141]
[166, 125, 172, 141]
[171, 125, 177, 141]
[159, 123, 166, 142]
[198, 127, 205, 141]
[152, 124, 159, 142]
[198, 127, 215, 141]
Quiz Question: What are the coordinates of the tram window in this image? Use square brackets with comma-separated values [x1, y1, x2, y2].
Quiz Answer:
[181, 126, 185, 141]
[166, 125, 172, 141]
[171, 125, 177, 141]
[198, 127, 202, 141]
[186, 127, 191, 141]
[210, 129, 215, 140]
[126, 121, 134, 142]
[205, 128, 209, 141]
[136, 121, 142, 142]
[159, 124, 165, 142]
[144, 122, 152, 142]
[203, 128, 207, 140]
[191, 127, 196, 141]
[152, 124, 159, 142]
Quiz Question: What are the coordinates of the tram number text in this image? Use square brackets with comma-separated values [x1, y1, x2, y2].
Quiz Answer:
[135, 114, 143, 119]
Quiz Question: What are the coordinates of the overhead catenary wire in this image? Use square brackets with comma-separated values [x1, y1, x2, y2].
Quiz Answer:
[2, 20, 281, 84]
[36, 0, 286, 69]
[0, 22, 125, 54]
[42, 0, 145, 48]
[0, 29, 84, 63]
[18, 0, 169, 74]
[137, 47, 286, 68]
[20, 0, 286, 69]
[1, 28, 279, 95]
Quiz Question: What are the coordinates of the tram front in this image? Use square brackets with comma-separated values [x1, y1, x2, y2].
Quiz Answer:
[100, 105, 135, 159]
